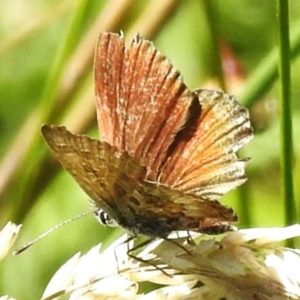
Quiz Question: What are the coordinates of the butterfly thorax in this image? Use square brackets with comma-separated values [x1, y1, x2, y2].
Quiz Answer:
[119, 212, 179, 238]
[96, 207, 179, 238]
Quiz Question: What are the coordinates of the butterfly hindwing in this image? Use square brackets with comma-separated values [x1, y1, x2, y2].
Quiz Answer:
[159, 89, 253, 200]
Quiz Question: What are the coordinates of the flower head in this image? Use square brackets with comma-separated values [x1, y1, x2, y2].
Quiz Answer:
[43, 225, 300, 300]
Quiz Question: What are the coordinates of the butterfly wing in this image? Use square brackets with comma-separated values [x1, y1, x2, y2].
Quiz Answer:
[122, 180, 237, 236]
[159, 89, 253, 200]
[41, 125, 148, 222]
[41, 125, 236, 236]
[94, 32, 195, 180]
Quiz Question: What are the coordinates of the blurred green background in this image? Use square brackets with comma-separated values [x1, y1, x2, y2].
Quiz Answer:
[0, 0, 300, 299]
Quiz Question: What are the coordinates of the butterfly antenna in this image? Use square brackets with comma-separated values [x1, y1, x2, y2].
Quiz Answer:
[13, 209, 96, 255]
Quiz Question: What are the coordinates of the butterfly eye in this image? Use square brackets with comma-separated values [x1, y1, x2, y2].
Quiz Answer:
[95, 209, 118, 227]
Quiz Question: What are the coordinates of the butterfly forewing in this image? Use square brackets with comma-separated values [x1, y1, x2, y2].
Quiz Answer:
[41, 125, 148, 222]
[95, 32, 194, 180]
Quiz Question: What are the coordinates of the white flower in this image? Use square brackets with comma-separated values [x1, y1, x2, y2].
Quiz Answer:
[0, 222, 21, 300]
[0, 296, 17, 300]
[0, 222, 21, 261]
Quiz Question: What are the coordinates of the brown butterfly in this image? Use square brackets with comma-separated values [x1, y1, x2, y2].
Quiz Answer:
[42, 32, 253, 239]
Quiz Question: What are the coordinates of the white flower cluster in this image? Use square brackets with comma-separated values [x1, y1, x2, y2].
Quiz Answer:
[43, 226, 300, 300]
[1, 222, 300, 299]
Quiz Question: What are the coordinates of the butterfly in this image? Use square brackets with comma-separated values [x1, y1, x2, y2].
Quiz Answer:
[42, 32, 253, 239]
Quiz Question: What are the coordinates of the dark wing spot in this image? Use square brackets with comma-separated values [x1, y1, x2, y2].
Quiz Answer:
[128, 196, 141, 206]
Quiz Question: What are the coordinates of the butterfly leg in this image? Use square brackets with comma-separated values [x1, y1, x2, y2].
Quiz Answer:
[126, 238, 172, 277]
